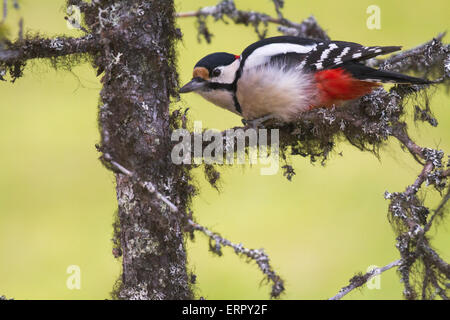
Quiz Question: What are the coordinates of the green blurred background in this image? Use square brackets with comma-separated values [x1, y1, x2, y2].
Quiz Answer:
[0, 0, 449, 300]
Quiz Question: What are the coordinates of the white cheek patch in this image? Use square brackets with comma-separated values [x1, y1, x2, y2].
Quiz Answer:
[211, 59, 240, 84]
[319, 43, 338, 62]
[244, 43, 316, 70]
[333, 47, 351, 65]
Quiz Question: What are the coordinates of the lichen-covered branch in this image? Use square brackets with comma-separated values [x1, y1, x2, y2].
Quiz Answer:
[0, 34, 100, 80]
[329, 260, 402, 300]
[425, 187, 450, 232]
[378, 33, 449, 80]
[176, 0, 329, 41]
[384, 136, 449, 299]
[0, 36, 98, 63]
[100, 151, 285, 298]
[187, 219, 285, 298]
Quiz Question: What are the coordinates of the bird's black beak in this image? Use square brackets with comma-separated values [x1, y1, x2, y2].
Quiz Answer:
[179, 78, 206, 93]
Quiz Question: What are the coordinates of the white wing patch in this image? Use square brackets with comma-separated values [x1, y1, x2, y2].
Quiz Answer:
[333, 46, 351, 65]
[243, 43, 316, 70]
[319, 43, 338, 62]
[311, 43, 339, 70]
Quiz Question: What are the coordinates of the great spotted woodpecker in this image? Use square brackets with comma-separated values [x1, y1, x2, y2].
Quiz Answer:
[180, 36, 432, 124]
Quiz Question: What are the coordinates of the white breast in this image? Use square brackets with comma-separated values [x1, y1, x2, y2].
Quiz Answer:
[236, 63, 319, 122]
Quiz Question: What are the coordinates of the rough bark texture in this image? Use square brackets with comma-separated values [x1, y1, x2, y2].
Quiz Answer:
[81, 0, 193, 300]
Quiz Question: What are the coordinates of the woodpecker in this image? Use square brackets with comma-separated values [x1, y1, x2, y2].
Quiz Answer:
[180, 36, 432, 124]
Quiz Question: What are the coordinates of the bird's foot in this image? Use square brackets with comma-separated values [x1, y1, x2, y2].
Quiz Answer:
[242, 114, 278, 129]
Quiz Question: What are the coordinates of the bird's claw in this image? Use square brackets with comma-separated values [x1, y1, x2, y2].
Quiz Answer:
[242, 114, 277, 129]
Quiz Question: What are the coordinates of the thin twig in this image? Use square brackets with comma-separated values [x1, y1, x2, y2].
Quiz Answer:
[102, 153, 179, 213]
[176, 6, 300, 34]
[420, 245, 450, 278]
[329, 259, 402, 300]
[176, 7, 294, 27]
[272, 0, 284, 20]
[188, 219, 285, 298]
[18, 17, 23, 41]
[424, 186, 450, 232]
[1, 0, 7, 23]
[391, 122, 425, 164]
[176, 0, 329, 41]
[0, 34, 99, 64]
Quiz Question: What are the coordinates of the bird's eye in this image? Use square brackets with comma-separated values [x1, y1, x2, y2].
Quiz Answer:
[212, 68, 221, 77]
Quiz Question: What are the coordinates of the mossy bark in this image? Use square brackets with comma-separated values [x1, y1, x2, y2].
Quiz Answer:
[86, 0, 193, 300]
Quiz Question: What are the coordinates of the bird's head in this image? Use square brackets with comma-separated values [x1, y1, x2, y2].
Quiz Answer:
[180, 52, 240, 94]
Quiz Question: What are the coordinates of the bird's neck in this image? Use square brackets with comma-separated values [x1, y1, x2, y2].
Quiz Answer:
[198, 89, 239, 115]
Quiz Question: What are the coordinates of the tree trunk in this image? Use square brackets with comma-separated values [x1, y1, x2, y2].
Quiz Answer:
[90, 0, 193, 299]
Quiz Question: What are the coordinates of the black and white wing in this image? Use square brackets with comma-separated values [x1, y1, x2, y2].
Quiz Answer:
[238, 36, 402, 72]
[238, 36, 431, 84]
[301, 40, 401, 71]
[239, 36, 319, 71]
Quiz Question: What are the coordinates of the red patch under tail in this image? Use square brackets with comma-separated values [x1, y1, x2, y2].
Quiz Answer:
[313, 68, 380, 108]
